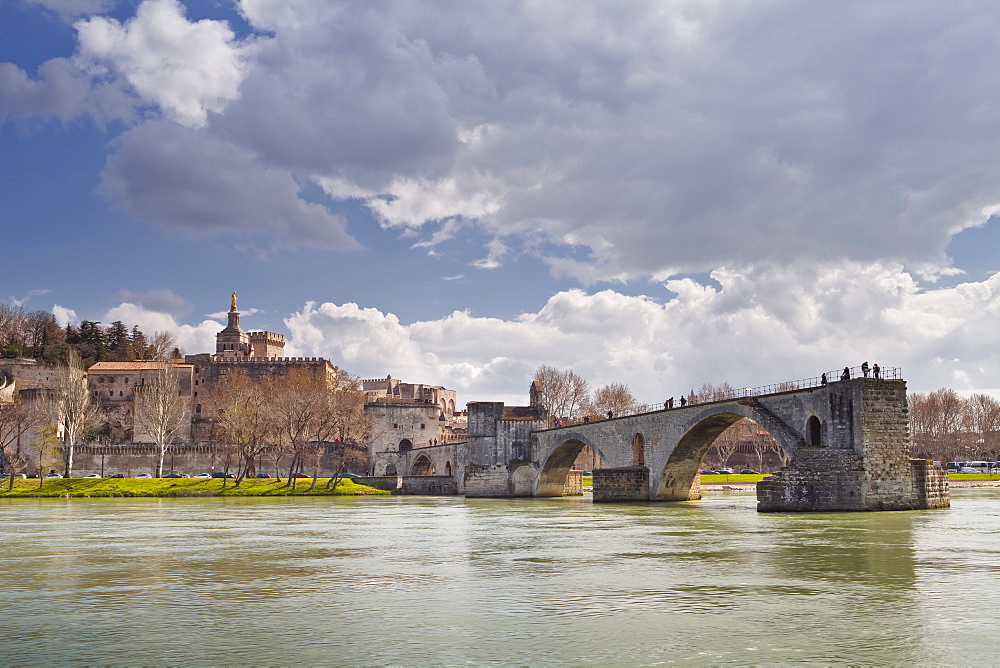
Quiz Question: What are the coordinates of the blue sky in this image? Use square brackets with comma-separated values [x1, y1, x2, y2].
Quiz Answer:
[3, 0, 1000, 405]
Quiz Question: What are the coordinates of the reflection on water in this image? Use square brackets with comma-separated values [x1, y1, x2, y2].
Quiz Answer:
[1, 491, 1000, 665]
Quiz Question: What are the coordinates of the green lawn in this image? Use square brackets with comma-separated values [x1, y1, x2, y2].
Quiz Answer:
[0, 477, 392, 498]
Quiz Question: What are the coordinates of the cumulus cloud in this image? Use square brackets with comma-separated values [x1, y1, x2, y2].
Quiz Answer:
[112, 288, 191, 316]
[103, 302, 221, 356]
[75, 0, 249, 127]
[52, 304, 77, 327]
[10, 1, 1000, 272]
[282, 263, 1000, 404]
[229, 1, 1000, 278]
[100, 120, 359, 248]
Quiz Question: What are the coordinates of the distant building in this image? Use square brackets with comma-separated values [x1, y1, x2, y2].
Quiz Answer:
[86, 361, 194, 441]
[363, 375, 466, 476]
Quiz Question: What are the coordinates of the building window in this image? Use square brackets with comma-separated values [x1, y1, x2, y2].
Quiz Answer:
[109, 391, 113, 397]
[196, 404, 202, 414]
[421, 424, 426, 429]
[119, 391, 123, 397]
[194, 391, 198, 397]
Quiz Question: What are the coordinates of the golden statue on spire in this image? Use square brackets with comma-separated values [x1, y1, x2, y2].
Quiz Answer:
[231, 291, 238, 311]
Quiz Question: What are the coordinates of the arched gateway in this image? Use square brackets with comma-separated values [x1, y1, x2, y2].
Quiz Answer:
[462, 376, 950, 512]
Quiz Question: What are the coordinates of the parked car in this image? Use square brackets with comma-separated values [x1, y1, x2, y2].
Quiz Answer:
[714, 468, 735, 474]
[107, 473, 125, 479]
[740, 469, 760, 475]
[700, 469, 720, 474]
[957, 467, 981, 474]
[194, 473, 212, 478]
[255, 473, 272, 479]
[163, 473, 189, 478]
[44, 472, 63, 479]
[83, 474, 102, 478]
[290, 472, 310, 478]
[211, 472, 236, 478]
[134, 473, 153, 479]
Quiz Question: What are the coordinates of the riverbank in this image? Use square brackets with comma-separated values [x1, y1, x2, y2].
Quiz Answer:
[0, 477, 392, 498]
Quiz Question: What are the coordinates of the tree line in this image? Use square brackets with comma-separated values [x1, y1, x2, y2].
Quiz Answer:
[0, 303, 178, 366]
[909, 389, 1000, 464]
[0, 358, 372, 490]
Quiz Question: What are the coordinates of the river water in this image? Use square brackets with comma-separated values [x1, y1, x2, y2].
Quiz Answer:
[1, 489, 999, 665]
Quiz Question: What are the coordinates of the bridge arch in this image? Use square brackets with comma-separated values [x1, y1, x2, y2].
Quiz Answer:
[411, 454, 433, 476]
[651, 402, 799, 501]
[536, 436, 607, 497]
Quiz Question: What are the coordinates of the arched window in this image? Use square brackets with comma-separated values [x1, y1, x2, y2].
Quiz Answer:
[632, 433, 645, 465]
[445, 461, 453, 476]
[398, 439, 413, 453]
[807, 416, 822, 446]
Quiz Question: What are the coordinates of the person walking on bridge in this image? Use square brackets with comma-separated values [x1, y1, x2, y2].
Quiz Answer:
[841, 367, 850, 381]
[873, 363, 880, 379]
[862, 361, 870, 377]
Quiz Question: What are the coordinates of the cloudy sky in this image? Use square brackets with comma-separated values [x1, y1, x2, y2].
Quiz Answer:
[3, 0, 1000, 405]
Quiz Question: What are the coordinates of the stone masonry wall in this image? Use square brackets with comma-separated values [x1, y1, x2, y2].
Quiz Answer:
[910, 459, 950, 509]
[757, 448, 866, 511]
[593, 467, 649, 502]
[858, 379, 919, 510]
[463, 463, 511, 497]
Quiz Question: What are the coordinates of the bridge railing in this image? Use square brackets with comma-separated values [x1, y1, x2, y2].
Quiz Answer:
[543, 366, 902, 427]
[629, 366, 902, 418]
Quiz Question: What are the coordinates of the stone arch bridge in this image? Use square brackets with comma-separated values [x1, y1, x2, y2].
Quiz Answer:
[461, 374, 949, 512]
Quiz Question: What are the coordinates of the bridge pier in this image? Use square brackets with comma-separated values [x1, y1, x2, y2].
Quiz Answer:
[756, 379, 949, 511]
[592, 467, 650, 502]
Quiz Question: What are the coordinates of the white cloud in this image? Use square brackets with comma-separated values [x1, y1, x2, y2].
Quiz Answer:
[75, 0, 248, 127]
[103, 302, 222, 356]
[280, 263, 1000, 405]
[225, 1, 1000, 278]
[52, 304, 77, 327]
[11, 1, 1000, 274]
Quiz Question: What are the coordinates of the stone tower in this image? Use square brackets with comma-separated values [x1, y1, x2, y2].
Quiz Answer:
[215, 293, 251, 358]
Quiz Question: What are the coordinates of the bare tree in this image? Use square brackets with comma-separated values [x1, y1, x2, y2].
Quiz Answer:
[533, 365, 590, 420]
[59, 353, 101, 478]
[319, 373, 371, 490]
[146, 331, 180, 361]
[30, 424, 60, 487]
[909, 388, 966, 462]
[963, 393, 1000, 461]
[211, 371, 273, 486]
[133, 363, 190, 477]
[0, 398, 41, 490]
[583, 383, 638, 419]
[267, 367, 331, 488]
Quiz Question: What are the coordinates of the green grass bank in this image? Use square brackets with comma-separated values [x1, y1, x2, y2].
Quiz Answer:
[0, 477, 392, 498]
